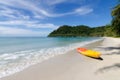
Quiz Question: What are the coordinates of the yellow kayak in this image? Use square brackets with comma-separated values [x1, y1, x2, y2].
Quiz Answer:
[77, 48, 101, 58]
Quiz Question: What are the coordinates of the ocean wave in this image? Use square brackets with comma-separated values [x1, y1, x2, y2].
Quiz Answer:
[0, 38, 103, 78]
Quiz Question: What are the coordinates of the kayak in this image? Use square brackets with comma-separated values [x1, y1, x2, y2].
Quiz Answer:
[77, 48, 101, 58]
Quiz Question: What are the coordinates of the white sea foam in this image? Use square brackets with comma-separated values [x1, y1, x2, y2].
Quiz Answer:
[0, 38, 103, 78]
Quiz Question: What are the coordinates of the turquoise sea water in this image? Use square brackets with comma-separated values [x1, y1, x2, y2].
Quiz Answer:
[0, 37, 102, 78]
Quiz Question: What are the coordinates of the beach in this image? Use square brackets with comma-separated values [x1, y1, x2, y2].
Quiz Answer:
[1, 37, 120, 80]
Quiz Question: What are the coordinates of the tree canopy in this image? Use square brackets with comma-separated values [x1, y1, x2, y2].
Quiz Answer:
[111, 3, 120, 36]
[48, 25, 105, 37]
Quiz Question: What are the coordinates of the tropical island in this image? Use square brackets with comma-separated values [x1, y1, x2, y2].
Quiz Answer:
[48, 3, 120, 37]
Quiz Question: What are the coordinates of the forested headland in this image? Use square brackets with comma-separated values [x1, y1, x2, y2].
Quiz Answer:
[48, 25, 105, 37]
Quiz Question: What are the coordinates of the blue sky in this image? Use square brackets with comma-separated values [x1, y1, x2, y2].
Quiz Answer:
[0, 0, 117, 36]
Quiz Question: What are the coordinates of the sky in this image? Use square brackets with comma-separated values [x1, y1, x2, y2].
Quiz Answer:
[0, 0, 117, 36]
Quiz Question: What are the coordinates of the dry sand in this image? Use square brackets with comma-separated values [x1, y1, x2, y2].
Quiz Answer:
[1, 37, 120, 80]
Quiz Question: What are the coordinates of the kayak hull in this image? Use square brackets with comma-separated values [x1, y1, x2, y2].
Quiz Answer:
[77, 48, 101, 58]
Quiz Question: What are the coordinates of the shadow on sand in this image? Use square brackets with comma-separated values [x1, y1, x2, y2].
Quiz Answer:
[105, 47, 120, 50]
[84, 56, 103, 61]
[97, 46, 120, 55]
[96, 63, 120, 74]
[97, 46, 120, 50]
[90, 57, 103, 61]
[96, 57, 103, 60]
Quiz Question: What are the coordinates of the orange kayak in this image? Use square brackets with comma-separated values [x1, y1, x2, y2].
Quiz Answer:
[77, 48, 101, 58]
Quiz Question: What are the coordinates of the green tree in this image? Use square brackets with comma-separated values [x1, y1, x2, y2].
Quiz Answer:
[111, 3, 120, 36]
[104, 25, 114, 36]
[90, 26, 105, 37]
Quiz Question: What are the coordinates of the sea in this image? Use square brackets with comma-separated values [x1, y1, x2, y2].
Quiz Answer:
[0, 37, 103, 78]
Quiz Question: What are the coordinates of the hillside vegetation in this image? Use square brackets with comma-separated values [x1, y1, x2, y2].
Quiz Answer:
[48, 25, 105, 37]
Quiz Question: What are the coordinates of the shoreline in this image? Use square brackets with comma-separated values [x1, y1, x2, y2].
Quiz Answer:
[1, 37, 120, 80]
[0, 37, 103, 79]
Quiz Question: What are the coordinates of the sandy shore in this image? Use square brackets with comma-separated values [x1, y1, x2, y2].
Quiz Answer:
[1, 37, 120, 80]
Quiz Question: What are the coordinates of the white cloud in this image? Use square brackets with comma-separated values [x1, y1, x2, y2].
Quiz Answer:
[0, 19, 57, 36]
[51, 6, 93, 17]
[0, 26, 49, 36]
[0, 0, 53, 18]
[27, 23, 58, 29]
[0, 6, 30, 19]
[44, 0, 85, 5]
[0, 20, 57, 29]
[74, 6, 93, 15]
[0, 0, 93, 19]
[44, 0, 67, 5]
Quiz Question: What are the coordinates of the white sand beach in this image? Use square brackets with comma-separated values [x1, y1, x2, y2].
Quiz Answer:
[1, 37, 120, 80]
